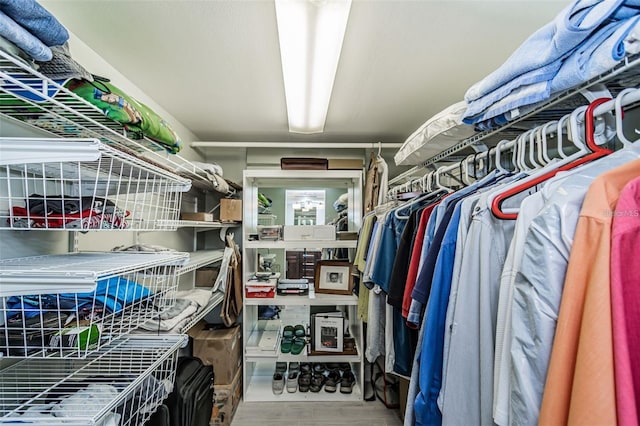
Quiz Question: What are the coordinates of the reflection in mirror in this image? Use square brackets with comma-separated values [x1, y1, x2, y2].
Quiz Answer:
[285, 190, 326, 225]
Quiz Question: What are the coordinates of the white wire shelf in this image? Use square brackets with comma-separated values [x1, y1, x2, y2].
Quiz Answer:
[156, 219, 241, 232]
[178, 250, 224, 275]
[0, 335, 186, 425]
[0, 49, 238, 195]
[178, 290, 225, 333]
[0, 251, 188, 296]
[0, 252, 188, 358]
[0, 138, 191, 231]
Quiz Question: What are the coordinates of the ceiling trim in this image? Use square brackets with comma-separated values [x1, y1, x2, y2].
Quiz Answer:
[191, 141, 403, 149]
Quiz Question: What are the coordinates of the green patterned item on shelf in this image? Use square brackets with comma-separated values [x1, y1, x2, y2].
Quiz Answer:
[65, 78, 182, 154]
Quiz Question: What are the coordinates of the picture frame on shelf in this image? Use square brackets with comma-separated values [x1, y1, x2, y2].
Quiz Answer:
[313, 315, 344, 353]
[314, 260, 353, 295]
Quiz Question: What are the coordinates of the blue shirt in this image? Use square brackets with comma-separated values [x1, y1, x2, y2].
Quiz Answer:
[414, 203, 462, 426]
[371, 213, 408, 293]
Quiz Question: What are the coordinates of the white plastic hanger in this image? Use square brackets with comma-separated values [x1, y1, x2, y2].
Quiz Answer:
[494, 139, 513, 174]
[614, 87, 640, 147]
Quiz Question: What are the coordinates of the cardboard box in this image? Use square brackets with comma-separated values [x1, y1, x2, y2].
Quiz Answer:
[210, 367, 242, 426]
[220, 199, 242, 222]
[195, 268, 220, 287]
[189, 322, 242, 385]
[283, 225, 335, 241]
[181, 212, 214, 222]
[328, 158, 364, 170]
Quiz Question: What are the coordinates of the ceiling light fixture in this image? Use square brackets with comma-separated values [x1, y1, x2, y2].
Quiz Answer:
[275, 0, 352, 134]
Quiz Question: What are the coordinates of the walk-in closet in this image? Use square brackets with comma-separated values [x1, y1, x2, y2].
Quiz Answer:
[1, 0, 639, 425]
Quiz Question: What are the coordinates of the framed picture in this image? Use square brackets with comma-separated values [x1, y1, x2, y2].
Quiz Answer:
[313, 315, 344, 353]
[314, 260, 354, 295]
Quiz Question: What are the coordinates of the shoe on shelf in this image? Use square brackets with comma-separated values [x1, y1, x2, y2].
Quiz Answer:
[281, 336, 293, 353]
[275, 362, 287, 374]
[287, 371, 299, 393]
[282, 325, 295, 339]
[312, 363, 326, 375]
[272, 372, 285, 395]
[293, 324, 306, 337]
[338, 363, 351, 373]
[288, 362, 300, 375]
[340, 370, 356, 394]
[290, 337, 306, 355]
[300, 362, 312, 374]
[324, 369, 341, 393]
[309, 373, 325, 393]
[298, 373, 312, 392]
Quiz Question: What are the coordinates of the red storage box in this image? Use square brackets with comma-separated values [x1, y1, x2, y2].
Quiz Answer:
[245, 284, 275, 298]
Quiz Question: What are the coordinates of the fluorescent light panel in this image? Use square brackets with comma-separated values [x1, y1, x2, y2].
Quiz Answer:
[275, 0, 352, 134]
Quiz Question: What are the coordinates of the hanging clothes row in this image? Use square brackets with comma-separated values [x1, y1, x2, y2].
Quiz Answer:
[353, 88, 640, 426]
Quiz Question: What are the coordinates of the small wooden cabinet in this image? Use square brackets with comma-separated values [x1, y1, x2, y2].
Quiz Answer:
[286, 250, 322, 282]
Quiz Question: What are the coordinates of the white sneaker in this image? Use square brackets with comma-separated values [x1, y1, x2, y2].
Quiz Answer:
[272, 372, 285, 395]
[286, 371, 298, 393]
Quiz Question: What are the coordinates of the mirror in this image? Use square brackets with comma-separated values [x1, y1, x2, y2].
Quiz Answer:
[285, 190, 326, 226]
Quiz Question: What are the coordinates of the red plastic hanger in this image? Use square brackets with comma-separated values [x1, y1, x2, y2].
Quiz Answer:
[490, 97, 613, 220]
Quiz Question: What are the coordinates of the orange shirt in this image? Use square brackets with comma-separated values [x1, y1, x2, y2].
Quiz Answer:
[538, 159, 640, 426]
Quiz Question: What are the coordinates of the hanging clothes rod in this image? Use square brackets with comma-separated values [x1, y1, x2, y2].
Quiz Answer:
[388, 87, 640, 198]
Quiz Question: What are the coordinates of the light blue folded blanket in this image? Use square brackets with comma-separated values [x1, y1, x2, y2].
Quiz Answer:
[462, 64, 559, 120]
[0, 0, 68, 47]
[463, 81, 551, 125]
[0, 10, 51, 61]
[551, 15, 640, 93]
[464, 0, 639, 105]
[467, 14, 640, 129]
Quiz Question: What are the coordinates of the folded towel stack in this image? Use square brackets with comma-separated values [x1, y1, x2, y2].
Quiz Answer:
[462, 0, 640, 130]
[0, 0, 68, 62]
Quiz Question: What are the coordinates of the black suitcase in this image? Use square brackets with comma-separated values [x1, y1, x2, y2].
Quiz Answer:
[145, 404, 170, 426]
[165, 356, 214, 426]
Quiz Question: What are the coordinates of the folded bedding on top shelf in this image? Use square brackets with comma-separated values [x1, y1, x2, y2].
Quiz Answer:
[0, 10, 52, 62]
[0, 0, 69, 47]
[394, 101, 475, 166]
[0, 0, 69, 62]
[462, 0, 640, 129]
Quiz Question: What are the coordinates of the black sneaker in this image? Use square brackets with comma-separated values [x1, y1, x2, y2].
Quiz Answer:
[324, 369, 341, 393]
[309, 373, 325, 392]
[340, 370, 356, 394]
[298, 373, 312, 392]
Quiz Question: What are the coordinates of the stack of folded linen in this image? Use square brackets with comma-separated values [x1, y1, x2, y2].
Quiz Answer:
[138, 288, 215, 333]
[462, 0, 640, 131]
[0, 0, 68, 62]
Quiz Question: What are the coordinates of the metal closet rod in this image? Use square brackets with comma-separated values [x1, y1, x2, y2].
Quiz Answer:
[389, 87, 640, 190]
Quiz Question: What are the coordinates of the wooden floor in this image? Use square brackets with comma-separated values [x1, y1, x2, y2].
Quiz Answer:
[232, 399, 404, 425]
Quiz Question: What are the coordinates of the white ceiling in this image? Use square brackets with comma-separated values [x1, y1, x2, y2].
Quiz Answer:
[41, 0, 568, 146]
